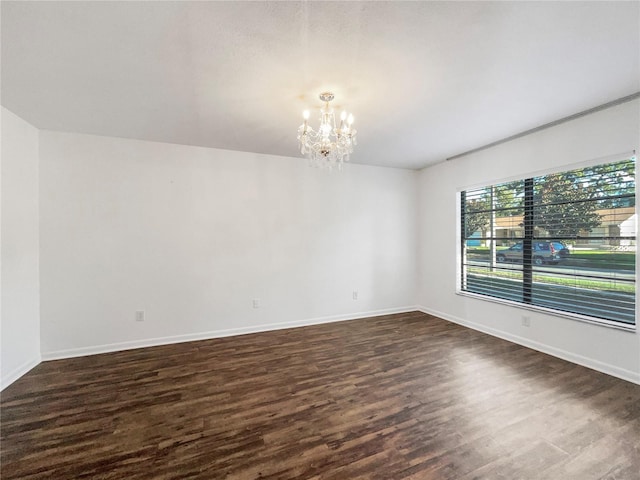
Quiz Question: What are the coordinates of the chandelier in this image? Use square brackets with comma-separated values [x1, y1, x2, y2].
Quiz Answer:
[297, 92, 357, 169]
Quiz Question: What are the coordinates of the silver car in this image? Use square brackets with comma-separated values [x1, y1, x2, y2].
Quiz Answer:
[496, 241, 567, 266]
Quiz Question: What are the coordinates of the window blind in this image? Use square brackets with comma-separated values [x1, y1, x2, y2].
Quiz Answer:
[460, 157, 636, 326]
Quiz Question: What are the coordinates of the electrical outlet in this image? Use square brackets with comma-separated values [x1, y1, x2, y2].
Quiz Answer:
[353, 291, 358, 300]
[521, 315, 531, 327]
[135, 310, 145, 322]
[253, 299, 260, 309]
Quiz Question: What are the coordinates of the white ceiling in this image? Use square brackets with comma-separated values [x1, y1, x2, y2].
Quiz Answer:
[2, 1, 639, 170]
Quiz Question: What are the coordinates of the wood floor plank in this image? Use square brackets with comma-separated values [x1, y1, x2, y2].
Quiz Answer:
[1, 312, 639, 479]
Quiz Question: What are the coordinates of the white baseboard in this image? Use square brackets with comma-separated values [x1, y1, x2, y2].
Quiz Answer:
[11, 306, 638, 388]
[41, 306, 420, 361]
[1, 355, 41, 392]
[416, 305, 640, 386]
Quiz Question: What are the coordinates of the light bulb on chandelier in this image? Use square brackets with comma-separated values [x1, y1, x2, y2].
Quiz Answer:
[297, 92, 357, 170]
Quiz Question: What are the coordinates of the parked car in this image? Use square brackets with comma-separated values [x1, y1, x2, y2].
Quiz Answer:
[496, 241, 570, 265]
[549, 241, 571, 258]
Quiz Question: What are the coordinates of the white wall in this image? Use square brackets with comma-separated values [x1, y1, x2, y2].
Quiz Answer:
[38, 131, 418, 358]
[1, 107, 41, 389]
[417, 99, 640, 384]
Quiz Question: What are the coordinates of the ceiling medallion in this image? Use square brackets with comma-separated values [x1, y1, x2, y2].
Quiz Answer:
[297, 92, 357, 170]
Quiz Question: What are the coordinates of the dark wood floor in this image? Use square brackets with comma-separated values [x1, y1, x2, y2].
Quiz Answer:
[2, 312, 639, 479]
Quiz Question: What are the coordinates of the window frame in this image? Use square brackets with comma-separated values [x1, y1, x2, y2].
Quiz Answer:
[456, 151, 637, 332]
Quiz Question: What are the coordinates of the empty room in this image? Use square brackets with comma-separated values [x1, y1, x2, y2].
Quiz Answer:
[1, 1, 639, 479]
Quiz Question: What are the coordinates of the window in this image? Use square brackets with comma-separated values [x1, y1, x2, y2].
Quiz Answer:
[459, 156, 636, 327]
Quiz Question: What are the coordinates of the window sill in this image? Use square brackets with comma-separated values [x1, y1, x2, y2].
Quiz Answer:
[456, 290, 637, 332]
